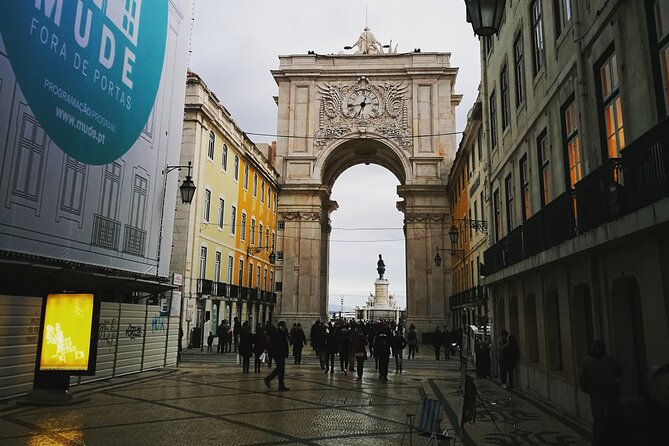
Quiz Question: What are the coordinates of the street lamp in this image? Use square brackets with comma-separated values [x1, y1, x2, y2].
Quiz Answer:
[434, 224, 465, 266]
[163, 161, 196, 204]
[246, 245, 276, 264]
[464, 0, 507, 37]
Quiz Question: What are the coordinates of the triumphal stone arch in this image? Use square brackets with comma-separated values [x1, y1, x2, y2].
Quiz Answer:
[272, 42, 461, 333]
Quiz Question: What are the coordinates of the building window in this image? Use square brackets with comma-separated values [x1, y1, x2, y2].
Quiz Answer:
[203, 188, 211, 222]
[199, 246, 207, 280]
[519, 155, 530, 222]
[253, 173, 258, 197]
[256, 266, 261, 289]
[274, 193, 277, 212]
[514, 32, 526, 107]
[250, 218, 256, 244]
[247, 264, 253, 287]
[501, 64, 510, 130]
[546, 290, 563, 370]
[264, 268, 268, 290]
[222, 144, 228, 171]
[266, 228, 270, 247]
[230, 205, 237, 235]
[243, 165, 249, 190]
[598, 51, 626, 159]
[208, 131, 215, 160]
[537, 130, 551, 207]
[238, 259, 244, 286]
[554, 0, 572, 37]
[261, 181, 265, 203]
[267, 188, 271, 208]
[656, 1, 669, 113]
[259, 223, 263, 246]
[214, 251, 221, 283]
[129, 174, 148, 229]
[489, 90, 498, 151]
[505, 174, 514, 233]
[530, 0, 545, 75]
[493, 188, 501, 242]
[227, 255, 234, 282]
[477, 130, 483, 160]
[562, 98, 583, 189]
[218, 198, 224, 229]
[272, 232, 276, 252]
[100, 162, 121, 219]
[241, 213, 247, 241]
[278, 221, 285, 230]
[234, 155, 239, 181]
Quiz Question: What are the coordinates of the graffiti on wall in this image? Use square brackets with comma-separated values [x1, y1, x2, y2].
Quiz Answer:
[124, 324, 143, 340]
[98, 318, 119, 350]
[151, 314, 166, 333]
[25, 312, 40, 344]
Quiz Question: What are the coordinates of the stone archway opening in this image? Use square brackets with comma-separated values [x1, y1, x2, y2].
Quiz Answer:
[323, 138, 407, 321]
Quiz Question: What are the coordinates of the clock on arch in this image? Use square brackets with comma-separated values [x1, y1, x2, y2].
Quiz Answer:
[345, 89, 381, 119]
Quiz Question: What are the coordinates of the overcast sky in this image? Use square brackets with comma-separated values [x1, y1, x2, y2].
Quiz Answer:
[189, 0, 481, 310]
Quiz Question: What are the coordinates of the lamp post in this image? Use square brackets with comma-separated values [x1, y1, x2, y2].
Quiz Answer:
[246, 245, 277, 264]
[159, 161, 196, 353]
[464, 0, 507, 37]
[163, 161, 196, 204]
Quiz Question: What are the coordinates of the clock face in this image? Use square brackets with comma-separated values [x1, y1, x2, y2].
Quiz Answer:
[345, 90, 381, 119]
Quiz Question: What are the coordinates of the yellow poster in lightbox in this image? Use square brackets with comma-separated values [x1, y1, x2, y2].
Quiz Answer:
[39, 294, 94, 371]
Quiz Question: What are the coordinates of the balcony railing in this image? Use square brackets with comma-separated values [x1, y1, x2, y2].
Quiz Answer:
[91, 214, 121, 250]
[197, 279, 214, 295]
[575, 158, 624, 232]
[483, 118, 669, 277]
[449, 286, 488, 309]
[623, 118, 669, 212]
[194, 282, 276, 305]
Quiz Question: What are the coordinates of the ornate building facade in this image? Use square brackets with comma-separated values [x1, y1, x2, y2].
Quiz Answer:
[174, 72, 279, 349]
[479, 0, 669, 419]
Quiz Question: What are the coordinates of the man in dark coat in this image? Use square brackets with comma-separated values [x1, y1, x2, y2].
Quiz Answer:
[579, 340, 620, 445]
[433, 326, 443, 360]
[264, 320, 290, 391]
[216, 320, 226, 353]
[238, 322, 254, 374]
[375, 325, 391, 382]
[292, 323, 307, 365]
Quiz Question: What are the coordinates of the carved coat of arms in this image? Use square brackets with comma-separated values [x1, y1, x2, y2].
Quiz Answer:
[314, 76, 413, 148]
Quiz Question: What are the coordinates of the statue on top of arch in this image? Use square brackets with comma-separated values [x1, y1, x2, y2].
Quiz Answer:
[347, 27, 398, 55]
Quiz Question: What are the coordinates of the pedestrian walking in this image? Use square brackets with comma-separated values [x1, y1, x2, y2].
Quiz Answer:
[392, 330, 407, 373]
[433, 326, 443, 360]
[239, 322, 253, 373]
[206, 331, 214, 352]
[352, 326, 368, 379]
[292, 323, 307, 364]
[579, 340, 621, 445]
[264, 320, 290, 391]
[338, 326, 352, 374]
[216, 320, 226, 353]
[442, 326, 451, 360]
[504, 334, 520, 388]
[375, 325, 391, 382]
[406, 324, 418, 360]
[324, 325, 337, 374]
[253, 323, 266, 372]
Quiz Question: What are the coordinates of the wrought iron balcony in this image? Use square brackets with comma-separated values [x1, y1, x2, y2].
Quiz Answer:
[449, 286, 488, 310]
[483, 118, 669, 277]
[196, 279, 214, 296]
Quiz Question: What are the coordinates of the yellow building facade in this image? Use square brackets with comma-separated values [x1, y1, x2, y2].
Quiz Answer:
[172, 72, 279, 349]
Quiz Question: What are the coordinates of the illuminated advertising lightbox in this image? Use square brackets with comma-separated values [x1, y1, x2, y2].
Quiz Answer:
[38, 294, 100, 374]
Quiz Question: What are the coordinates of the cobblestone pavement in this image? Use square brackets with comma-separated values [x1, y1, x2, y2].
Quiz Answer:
[0, 349, 591, 445]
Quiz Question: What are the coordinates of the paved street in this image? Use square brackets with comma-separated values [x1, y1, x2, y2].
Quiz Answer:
[0, 349, 591, 445]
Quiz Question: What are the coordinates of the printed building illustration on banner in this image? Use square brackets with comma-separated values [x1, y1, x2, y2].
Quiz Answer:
[0, 1, 191, 278]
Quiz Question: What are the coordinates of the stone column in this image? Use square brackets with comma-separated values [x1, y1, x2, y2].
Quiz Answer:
[275, 185, 332, 328]
[398, 185, 451, 335]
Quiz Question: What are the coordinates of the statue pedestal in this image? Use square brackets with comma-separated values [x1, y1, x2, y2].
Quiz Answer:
[374, 279, 390, 309]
